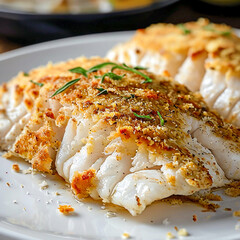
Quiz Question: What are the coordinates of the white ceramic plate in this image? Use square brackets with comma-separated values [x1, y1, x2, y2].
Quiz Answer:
[0, 31, 240, 240]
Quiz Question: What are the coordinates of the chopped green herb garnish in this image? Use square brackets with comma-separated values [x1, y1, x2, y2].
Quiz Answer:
[96, 88, 108, 96]
[88, 62, 152, 83]
[51, 78, 80, 98]
[177, 24, 191, 35]
[23, 72, 29, 77]
[111, 64, 152, 83]
[30, 80, 44, 87]
[101, 72, 125, 83]
[220, 31, 231, 36]
[69, 67, 88, 77]
[133, 112, 152, 120]
[125, 94, 136, 100]
[88, 62, 117, 73]
[203, 24, 231, 36]
[94, 75, 101, 79]
[133, 66, 148, 70]
[157, 111, 165, 126]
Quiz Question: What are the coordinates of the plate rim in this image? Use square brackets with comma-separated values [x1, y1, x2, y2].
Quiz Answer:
[0, 30, 134, 62]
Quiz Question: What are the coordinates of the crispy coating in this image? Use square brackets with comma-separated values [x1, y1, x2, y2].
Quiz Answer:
[1, 57, 240, 181]
[131, 18, 240, 77]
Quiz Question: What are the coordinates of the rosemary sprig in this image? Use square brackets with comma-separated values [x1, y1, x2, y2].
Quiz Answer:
[96, 88, 108, 96]
[69, 62, 152, 84]
[69, 67, 88, 77]
[30, 80, 44, 87]
[157, 111, 165, 126]
[88, 62, 117, 73]
[133, 112, 152, 120]
[133, 66, 148, 70]
[111, 64, 152, 83]
[88, 62, 152, 83]
[177, 24, 191, 35]
[51, 78, 80, 98]
[101, 72, 125, 83]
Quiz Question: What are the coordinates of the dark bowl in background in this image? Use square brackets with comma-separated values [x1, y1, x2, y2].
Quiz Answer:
[0, 0, 180, 44]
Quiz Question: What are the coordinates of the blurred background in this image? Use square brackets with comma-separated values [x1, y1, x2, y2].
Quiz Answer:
[0, 0, 239, 53]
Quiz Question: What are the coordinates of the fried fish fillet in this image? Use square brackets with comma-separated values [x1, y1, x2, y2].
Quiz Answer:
[0, 57, 239, 215]
[107, 18, 240, 127]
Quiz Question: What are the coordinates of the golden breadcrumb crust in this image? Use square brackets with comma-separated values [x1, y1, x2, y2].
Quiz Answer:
[1, 57, 239, 188]
[130, 18, 240, 77]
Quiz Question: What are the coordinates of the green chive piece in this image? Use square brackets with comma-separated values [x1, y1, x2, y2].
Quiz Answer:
[30, 80, 44, 87]
[134, 66, 148, 70]
[101, 72, 125, 83]
[220, 31, 231, 36]
[51, 78, 80, 98]
[111, 65, 152, 83]
[69, 67, 88, 77]
[157, 111, 165, 126]
[203, 24, 231, 36]
[88, 62, 117, 73]
[177, 24, 191, 35]
[133, 112, 152, 120]
[88, 62, 153, 83]
[125, 94, 136, 100]
[24, 72, 29, 77]
[94, 75, 101, 79]
[96, 88, 108, 96]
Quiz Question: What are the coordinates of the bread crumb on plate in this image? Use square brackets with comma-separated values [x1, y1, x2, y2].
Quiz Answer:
[166, 232, 175, 239]
[12, 163, 20, 172]
[122, 232, 130, 239]
[233, 210, 240, 217]
[178, 228, 189, 236]
[58, 205, 74, 215]
[39, 180, 48, 190]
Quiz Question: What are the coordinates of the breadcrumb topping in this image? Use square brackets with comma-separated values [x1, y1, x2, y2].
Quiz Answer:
[12, 164, 20, 172]
[122, 232, 130, 239]
[58, 205, 74, 215]
[132, 18, 240, 77]
[233, 210, 240, 217]
[177, 228, 189, 236]
[225, 181, 240, 197]
[1, 57, 239, 188]
[166, 232, 175, 239]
